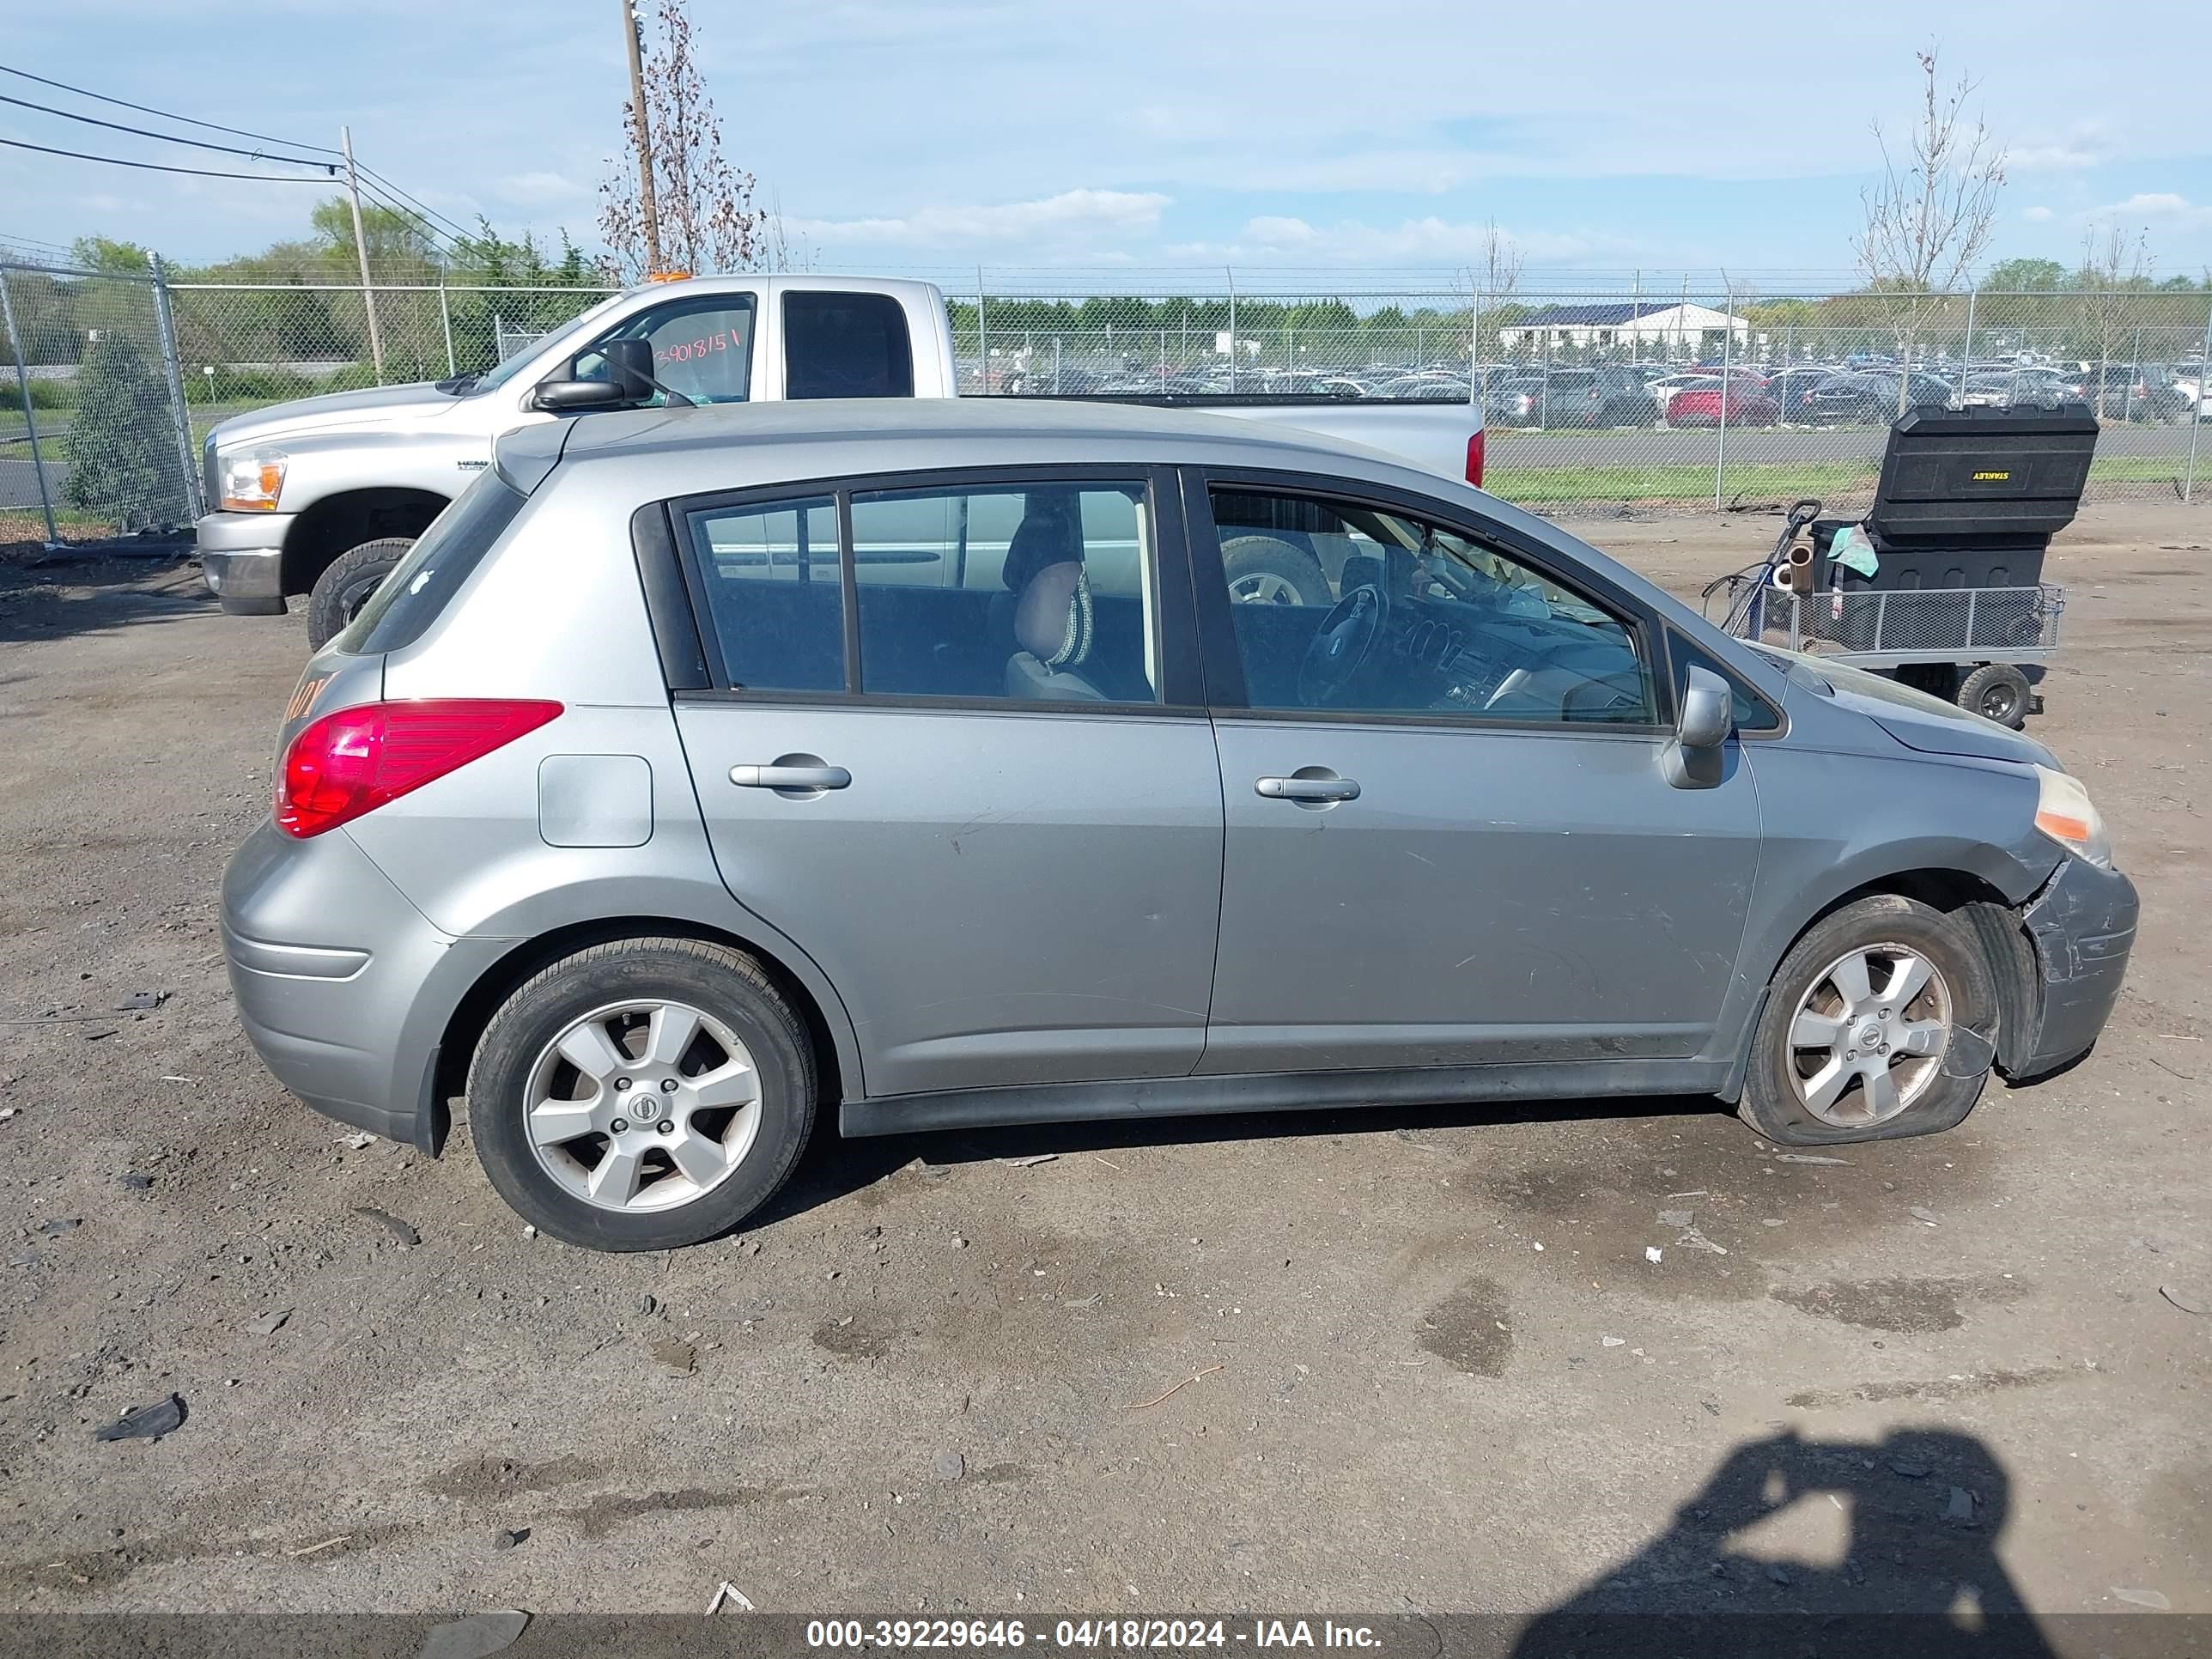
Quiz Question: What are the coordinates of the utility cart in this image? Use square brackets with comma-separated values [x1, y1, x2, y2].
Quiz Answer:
[1704, 405, 2097, 728]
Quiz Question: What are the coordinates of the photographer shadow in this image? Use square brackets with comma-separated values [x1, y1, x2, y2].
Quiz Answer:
[1511, 1426, 2056, 1658]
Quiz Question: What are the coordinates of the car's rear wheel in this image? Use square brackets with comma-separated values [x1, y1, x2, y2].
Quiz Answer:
[467, 938, 817, 1250]
[306, 537, 415, 649]
[1739, 895, 1996, 1146]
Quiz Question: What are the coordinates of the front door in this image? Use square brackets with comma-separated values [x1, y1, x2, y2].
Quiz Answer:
[669, 471, 1224, 1099]
[1189, 480, 1763, 1076]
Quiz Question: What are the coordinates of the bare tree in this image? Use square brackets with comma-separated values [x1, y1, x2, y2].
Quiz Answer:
[1478, 219, 1525, 299]
[1853, 49, 2007, 411]
[600, 0, 762, 280]
[2075, 221, 2152, 418]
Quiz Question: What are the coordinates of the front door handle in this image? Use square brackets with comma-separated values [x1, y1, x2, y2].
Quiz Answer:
[1256, 774, 1360, 803]
[731, 762, 851, 791]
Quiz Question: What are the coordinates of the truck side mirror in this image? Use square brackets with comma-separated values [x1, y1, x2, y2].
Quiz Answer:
[533, 339, 659, 413]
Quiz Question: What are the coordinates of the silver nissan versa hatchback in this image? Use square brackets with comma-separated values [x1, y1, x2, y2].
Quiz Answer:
[222, 399, 2137, 1251]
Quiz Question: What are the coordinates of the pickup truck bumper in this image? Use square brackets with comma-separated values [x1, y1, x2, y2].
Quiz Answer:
[196, 511, 295, 615]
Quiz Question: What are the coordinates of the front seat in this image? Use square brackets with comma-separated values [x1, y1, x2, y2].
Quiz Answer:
[1006, 556, 1109, 701]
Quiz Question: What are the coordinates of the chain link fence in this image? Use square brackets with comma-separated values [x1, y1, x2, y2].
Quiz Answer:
[5, 256, 2209, 547]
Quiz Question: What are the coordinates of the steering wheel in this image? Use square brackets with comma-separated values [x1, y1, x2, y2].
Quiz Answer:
[1297, 582, 1390, 707]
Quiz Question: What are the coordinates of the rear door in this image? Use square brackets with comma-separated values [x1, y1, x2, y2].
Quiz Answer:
[664, 465, 1224, 1099]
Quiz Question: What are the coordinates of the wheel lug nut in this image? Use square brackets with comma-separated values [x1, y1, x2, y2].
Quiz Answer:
[610, 1118, 629, 1133]
[615, 1077, 632, 1091]
[1845, 1050, 1856, 1060]
[656, 1119, 674, 1135]
[659, 1078, 678, 1093]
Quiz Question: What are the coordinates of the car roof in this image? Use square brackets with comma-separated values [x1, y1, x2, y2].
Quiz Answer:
[522, 395, 1446, 501]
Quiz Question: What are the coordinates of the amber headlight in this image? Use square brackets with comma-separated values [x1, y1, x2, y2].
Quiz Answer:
[2032, 765, 2112, 868]
[218, 449, 288, 511]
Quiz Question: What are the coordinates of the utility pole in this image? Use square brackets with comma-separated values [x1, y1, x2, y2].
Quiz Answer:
[339, 125, 386, 384]
[622, 0, 664, 274]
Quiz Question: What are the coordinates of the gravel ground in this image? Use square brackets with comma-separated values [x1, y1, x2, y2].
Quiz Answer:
[0, 502, 2204, 1626]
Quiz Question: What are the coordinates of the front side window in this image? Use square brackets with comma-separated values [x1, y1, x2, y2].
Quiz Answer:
[1206, 488, 1654, 725]
[682, 477, 1160, 706]
[574, 295, 757, 405]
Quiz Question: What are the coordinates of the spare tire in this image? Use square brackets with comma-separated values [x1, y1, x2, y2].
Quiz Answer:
[307, 537, 414, 649]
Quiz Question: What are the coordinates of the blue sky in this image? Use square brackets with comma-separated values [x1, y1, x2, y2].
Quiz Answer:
[4, 0, 2211, 289]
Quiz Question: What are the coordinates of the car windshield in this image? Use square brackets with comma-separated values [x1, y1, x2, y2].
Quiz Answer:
[465, 292, 634, 394]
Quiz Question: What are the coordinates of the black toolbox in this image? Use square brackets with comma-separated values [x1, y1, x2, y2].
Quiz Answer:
[1808, 406, 2094, 648]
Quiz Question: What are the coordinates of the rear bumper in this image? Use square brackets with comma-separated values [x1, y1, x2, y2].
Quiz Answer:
[2015, 855, 2138, 1078]
[196, 512, 295, 613]
[222, 821, 512, 1151]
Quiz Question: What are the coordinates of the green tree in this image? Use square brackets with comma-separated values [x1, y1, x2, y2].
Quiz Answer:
[1982, 257, 2064, 291]
[62, 331, 188, 531]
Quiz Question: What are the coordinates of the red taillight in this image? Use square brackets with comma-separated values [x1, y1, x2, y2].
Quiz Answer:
[1465, 429, 1486, 488]
[275, 698, 562, 838]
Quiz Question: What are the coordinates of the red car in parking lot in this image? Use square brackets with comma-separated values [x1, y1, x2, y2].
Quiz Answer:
[1666, 378, 1782, 428]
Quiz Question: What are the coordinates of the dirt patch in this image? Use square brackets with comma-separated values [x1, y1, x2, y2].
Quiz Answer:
[419, 1453, 604, 1501]
[1786, 1365, 2075, 1412]
[1417, 1274, 1514, 1376]
[1770, 1275, 2027, 1334]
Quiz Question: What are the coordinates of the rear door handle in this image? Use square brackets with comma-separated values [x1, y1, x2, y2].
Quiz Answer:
[730, 763, 851, 790]
[1255, 775, 1360, 803]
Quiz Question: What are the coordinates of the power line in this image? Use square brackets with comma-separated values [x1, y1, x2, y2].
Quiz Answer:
[0, 136, 333, 181]
[0, 61, 340, 156]
[0, 90, 337, 172]
[357, 163, 478, 244]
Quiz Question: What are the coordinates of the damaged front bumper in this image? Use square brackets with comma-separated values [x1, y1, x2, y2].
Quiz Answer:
[2014, 854, 2138, 1079]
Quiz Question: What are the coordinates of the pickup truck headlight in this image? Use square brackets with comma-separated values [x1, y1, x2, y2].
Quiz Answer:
[2033, 765, 2112, 867]
[218, 449, 288, 512]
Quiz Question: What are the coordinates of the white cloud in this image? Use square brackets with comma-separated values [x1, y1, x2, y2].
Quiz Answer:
[497, 172, 586, 206]
[2022, 205, 2054, 222]
[2090, 191, 2209, 223]
[1168, 215, 1612, 268]
[787, 190, 1169, 252]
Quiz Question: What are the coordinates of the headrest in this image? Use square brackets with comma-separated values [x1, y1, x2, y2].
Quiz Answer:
[1002, 507, 1080, 593]
[1014, 561, 1093, 668]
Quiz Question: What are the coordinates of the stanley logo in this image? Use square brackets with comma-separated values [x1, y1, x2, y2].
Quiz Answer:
[1971, 470, 2011, 482]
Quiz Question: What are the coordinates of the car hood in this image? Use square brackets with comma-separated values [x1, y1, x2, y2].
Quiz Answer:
[210, 382, 464, 449]
[1765, 648, 2057, 767]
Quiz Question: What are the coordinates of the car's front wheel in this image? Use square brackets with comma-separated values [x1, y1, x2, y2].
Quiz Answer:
[1739, 895, 1996, 1146]
[467, 938, 817, 1250]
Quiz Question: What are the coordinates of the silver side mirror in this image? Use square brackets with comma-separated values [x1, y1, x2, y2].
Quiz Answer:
[1662, 665, 1734, 788]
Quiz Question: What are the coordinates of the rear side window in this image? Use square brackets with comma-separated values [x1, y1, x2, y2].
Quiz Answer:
[341, 475, 526, 655]
[784, 292, 914, 400]
[684, 495, 844, 691]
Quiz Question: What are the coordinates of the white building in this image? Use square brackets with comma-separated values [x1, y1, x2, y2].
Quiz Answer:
[1497, 301, 1750, 356]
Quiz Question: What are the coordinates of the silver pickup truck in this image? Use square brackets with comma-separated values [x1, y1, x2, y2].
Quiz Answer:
[195, 275, 1487, 643]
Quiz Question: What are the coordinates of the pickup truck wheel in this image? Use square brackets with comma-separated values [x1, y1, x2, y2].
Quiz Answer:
[1222, 536, 1332, 607]
[467, 938, 817, 1251]
[1739, 895, 1996, 1146]
[307, 537, 414, 649]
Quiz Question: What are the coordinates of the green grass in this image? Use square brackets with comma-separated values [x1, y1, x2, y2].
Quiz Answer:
[1490, 453, 2198, 507]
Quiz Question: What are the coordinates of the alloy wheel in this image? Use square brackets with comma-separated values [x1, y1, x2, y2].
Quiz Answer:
[1784, 944, 1952, 1127]
[521, 999, 763, 1212]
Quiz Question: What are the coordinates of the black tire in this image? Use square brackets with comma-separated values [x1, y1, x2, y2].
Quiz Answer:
[1220, 535, 1332, 607]
[1739, 895, 1996, 1147]
[466, 938, 817, 1251]
[1957, 662, 2031, 729]
[306, 537, 414, 649]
